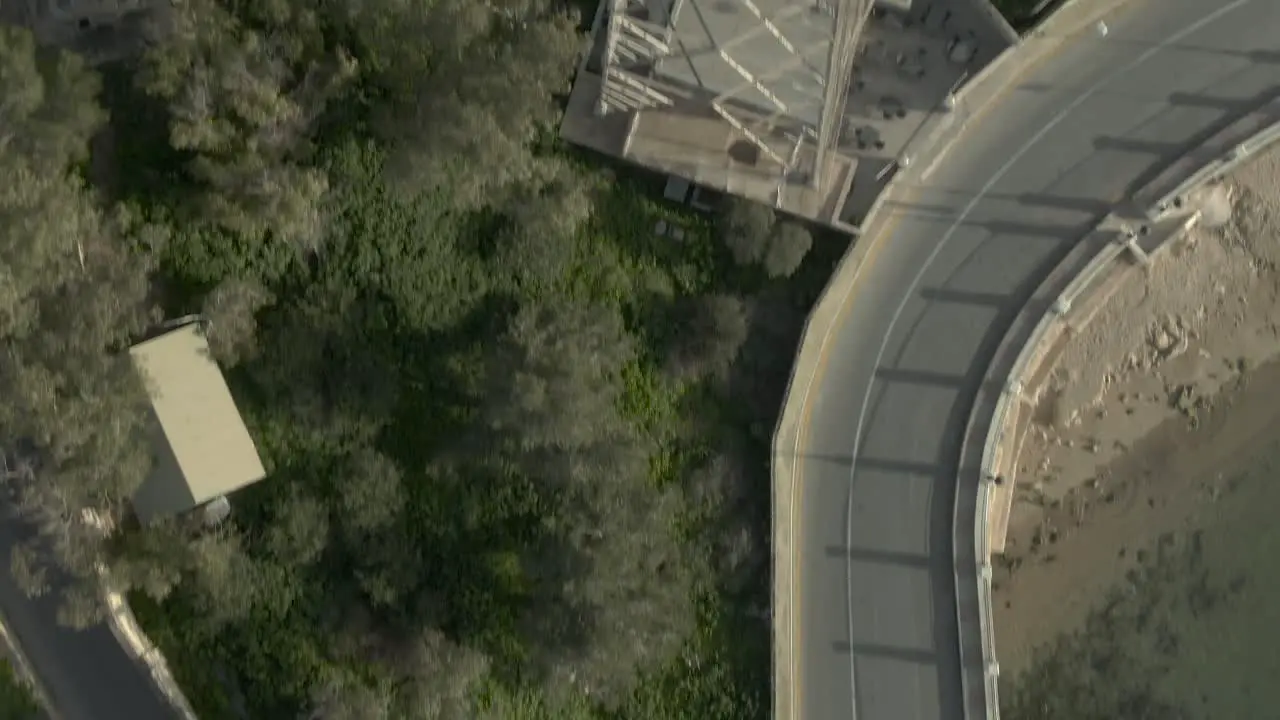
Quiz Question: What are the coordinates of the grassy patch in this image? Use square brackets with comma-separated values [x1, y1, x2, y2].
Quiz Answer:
[0, 659, 40, 720]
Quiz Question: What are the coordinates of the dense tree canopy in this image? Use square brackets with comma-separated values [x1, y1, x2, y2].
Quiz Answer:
[0, 2, 846, 718]
[0, 26, 159, 626]
[720, 197, 776, 267]
[764, 221, 814, 279]
[718, 198, 815, 278]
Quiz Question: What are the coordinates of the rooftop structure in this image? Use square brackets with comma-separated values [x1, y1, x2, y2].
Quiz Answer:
[565, 0, 873, 226]
[38, 0, 151, 25]
[128, 322, 266, 525]
[15, 0, 166, 63]
[562, 0, 1012, 229]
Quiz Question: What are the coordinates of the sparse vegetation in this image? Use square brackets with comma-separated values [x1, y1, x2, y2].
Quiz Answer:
[1001, 530, 1243, 720]
[0, 659, 40, 720]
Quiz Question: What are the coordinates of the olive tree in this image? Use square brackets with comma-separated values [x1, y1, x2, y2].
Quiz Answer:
[763, 220, 814, 278]
[719, 197, 775, 266]
[664, 294, 750, 382]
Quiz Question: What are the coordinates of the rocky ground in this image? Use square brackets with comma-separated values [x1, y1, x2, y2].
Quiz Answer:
[990, 145, 1280, 699]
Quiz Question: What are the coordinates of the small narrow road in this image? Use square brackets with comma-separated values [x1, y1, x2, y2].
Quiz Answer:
[0, 494, 176, 720]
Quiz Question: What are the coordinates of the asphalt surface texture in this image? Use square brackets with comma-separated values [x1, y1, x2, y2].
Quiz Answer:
[792, 0, 1280, 719]
[0, 487, 175, 720]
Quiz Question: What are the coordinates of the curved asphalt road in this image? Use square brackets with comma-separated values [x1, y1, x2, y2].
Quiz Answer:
[793, 1, 1280, 718]
[0, 489, 175, 719]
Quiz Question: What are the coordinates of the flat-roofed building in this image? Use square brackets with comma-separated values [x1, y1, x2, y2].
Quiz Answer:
[563, 0, 878, 228]
[128, 322, 266, 525]
[562, 0, 1014, 230]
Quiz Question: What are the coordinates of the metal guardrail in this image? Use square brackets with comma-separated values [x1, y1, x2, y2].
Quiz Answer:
[970, 227, 1125, 716]
[947, 4, 1134, 718]
[971, 108, 1280, 720]
[1148, 119, 1280, 220]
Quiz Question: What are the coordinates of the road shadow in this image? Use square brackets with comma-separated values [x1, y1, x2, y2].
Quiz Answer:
[833, 640, 940, 666]
[919, 287, 1011, 308]
[825, 545, 933, 570]
[881, 189, 1112, 222]
[874, 366, 968, 390]
[1093, 135, 1186, 156]
[797, 454, 949, 480]
[856, 456, 949, 479]
[1165, 91, 1262, 113]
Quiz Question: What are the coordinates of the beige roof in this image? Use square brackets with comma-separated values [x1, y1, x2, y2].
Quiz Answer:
[129, 323, 266, 524]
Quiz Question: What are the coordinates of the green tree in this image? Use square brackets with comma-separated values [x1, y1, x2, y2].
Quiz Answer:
[0, 659, 40, 720]
[77, 0, 819, 715]
[479, 302, 636, 455]
[200, 277, 274, 366]
[352, 0, 582, 207]
[336, 448, 405, 538]
[491, 167, 598, 295]
[664, 294, 750, 382]
[0, 27, 159, 626]
[388, 629, 490, 719]
[0, 27, 106, 170]
[266, 487, 331, 567]
[719, 197, 775, 266]
[9, 546, 48, 600]
[138, 0, 356, 264]
[763, 221, 813, 278]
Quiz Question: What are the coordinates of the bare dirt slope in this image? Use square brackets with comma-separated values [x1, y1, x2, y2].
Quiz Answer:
[992, 146, 1280, 675]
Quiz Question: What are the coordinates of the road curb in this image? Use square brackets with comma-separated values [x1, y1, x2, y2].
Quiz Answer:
[98, 571, 198, 720]
[0, 617, 54, 719]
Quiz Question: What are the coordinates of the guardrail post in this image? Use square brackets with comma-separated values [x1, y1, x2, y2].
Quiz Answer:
[1114, 224, 1151, 266]
[1123, 236, 1150, 266]
[1152, 194, 1187, 220]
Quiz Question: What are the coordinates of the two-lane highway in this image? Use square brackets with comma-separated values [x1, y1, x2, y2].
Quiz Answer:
[791, 1, 1280, 718]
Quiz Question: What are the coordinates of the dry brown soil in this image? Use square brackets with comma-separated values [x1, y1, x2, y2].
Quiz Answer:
[993, 147, 1280, 675]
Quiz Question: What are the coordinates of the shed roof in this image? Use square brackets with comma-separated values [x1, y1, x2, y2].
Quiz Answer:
[128, 323, 266, 524]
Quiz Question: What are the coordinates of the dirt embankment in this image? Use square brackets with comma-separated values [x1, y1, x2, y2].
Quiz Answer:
[992, 147, 1280, 675]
